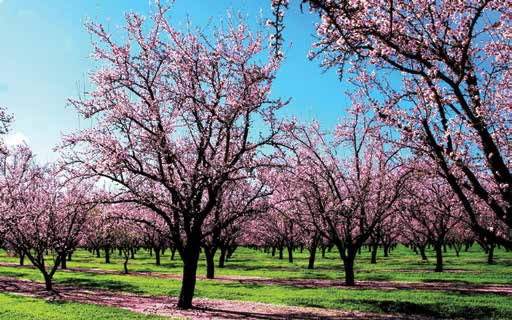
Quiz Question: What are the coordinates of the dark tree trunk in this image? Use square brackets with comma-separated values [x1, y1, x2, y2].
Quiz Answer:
[271, 246, 276, 257]
[43, 273, 53, 291]
[171, 247, 176, 261]
[218, 248, 227, 268]
[343, 255, 356, 286]
[383, 245, 389, 257]
[130, 248, 135, 259]
[19, 252, 25, 266]
[370, 243, 378, 264]
[61, 256, 67, 269]
[155, 247, 161, 266]
[278, 246, 283, 260]
[488, 244, 495, 265]
[435, 243, 443, 272]
[419, 245, 428, 261]
[67, 251, 72, 261]
[287, 245, 293, 263]
[321, 246, 326, 258]
[443, 243, 447, 253]
[149, 247, 153, 257]
[104, 246, 111, 264]
[96, 247, 101, 258]
[307, 237, 318, 270]
[123, 255, 129, 274]
[205, 247, 216, 279]
[177, 246, 201, 309]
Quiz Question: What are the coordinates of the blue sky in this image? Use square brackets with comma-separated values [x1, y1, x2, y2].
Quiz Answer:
[0, 0, 350, 161]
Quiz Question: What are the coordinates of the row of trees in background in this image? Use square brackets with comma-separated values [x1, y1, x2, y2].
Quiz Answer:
[0, 0, 509, 311]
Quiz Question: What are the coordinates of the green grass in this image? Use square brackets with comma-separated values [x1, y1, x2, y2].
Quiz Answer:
[0, 245, 511, 319]
[0, 292, 172, 320]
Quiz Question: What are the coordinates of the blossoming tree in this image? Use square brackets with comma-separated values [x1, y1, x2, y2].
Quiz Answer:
[61, 2, 285, 308]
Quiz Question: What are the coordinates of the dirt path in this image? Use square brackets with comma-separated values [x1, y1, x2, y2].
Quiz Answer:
[0, 276, 425, 320]
[1, 261, 510, 295]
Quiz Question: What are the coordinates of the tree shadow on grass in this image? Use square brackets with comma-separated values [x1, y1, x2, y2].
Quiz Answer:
[343, 299, 503, 319]
[421, 278, 472, 285]
[0, 271, 30, 279]
[56, 277, 143, 294]
[362, 274, 392, 281]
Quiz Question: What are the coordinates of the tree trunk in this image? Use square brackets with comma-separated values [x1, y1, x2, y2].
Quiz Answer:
[155, 247, 161, 266]
[321, 246, 326, 258]
[171, 247, 176, 261]
[218, 248, 227, 268]
[43, 273, 53, 291]
[344, 255, 356, 286]
[383, 245, 389, 257]
[419, 245, 428, 261]
[67, 251, 72, 261]
[278, 246, 283, 260]
[130, 248, 135, 259]
[61, 256, 67, 269]
[271, 246, 276, 257]
[96, 247, 101, 258]
[370, 243, 378, 264]
[205, 248, 216, 279]
[123, 255, 129, 274]
[19, 252, 25, 266]
[104, 246, 111, 264]
[435, 243, 443, 272]
[177, 247, 200, 309]
[487, 244, 495, 265]
[307, 238, 318, 270]
[287, 245, 293, 263]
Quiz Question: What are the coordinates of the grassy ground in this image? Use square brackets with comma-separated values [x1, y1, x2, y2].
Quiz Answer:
[0, 292, 169, 320]
[0, 245, 511, 319]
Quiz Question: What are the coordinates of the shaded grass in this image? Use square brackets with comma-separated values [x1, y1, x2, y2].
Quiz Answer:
[0, 292, 172, 320]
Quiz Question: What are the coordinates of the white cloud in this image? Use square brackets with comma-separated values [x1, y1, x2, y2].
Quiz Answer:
[5, 132, 29, 146]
